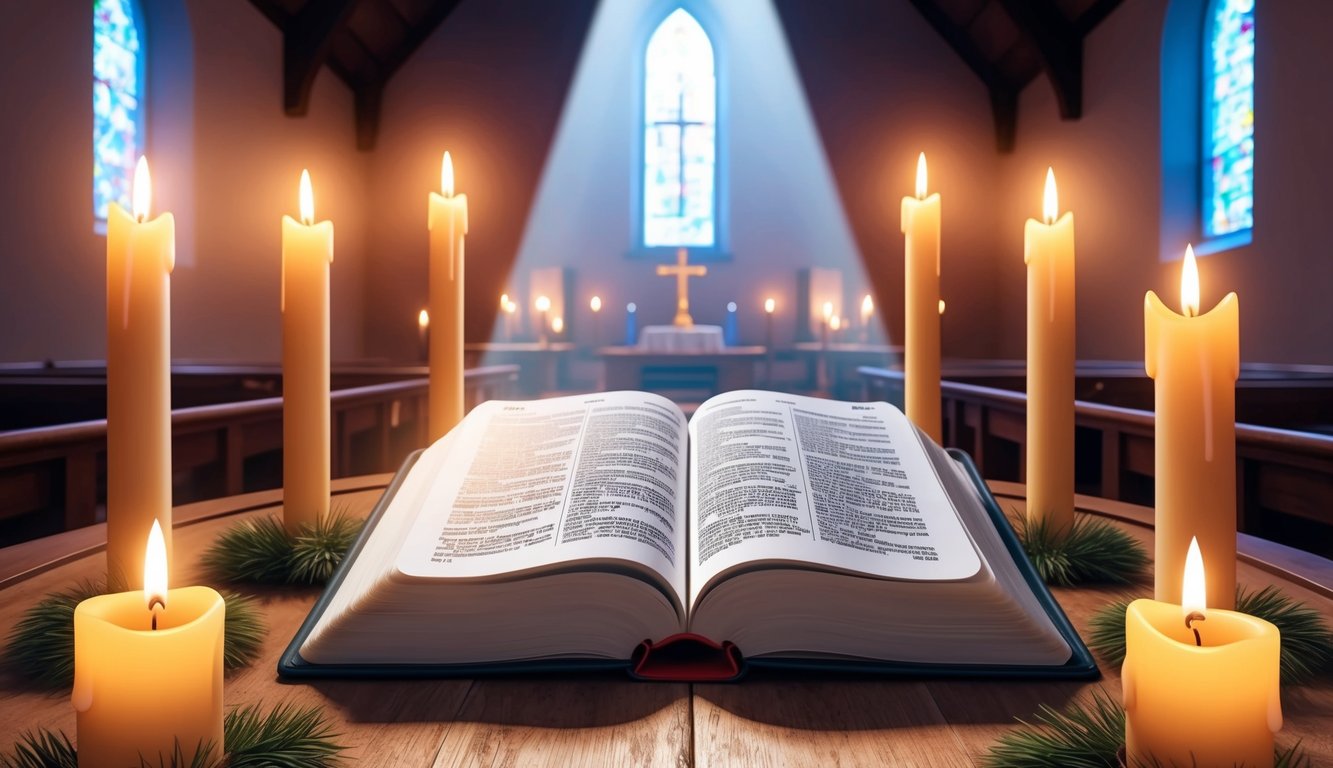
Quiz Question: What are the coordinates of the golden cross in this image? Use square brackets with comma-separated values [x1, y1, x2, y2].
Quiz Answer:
[656, 248, 708, 328]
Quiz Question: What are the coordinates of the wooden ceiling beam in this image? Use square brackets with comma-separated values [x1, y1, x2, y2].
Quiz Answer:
[1076, 0, 1126, 36]
[906, 0, 1021, 153]
[379, 0, 464, 80]
[996, 0, 1082, 120]
[283, 0, 360, 116]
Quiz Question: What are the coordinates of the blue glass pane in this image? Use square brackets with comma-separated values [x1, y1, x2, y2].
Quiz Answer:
[1205, 0, 1254, 238]
[643, 8, 715, 247]
[94, 0, 141, 221]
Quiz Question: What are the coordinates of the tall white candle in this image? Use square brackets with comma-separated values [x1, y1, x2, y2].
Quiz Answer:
[106, 156, 174, 588]
[281, 169, 333, 533]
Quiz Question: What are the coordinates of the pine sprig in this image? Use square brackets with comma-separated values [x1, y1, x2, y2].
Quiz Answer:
[1088, 586, 1333, 685]
[1016, 513, 1150, 586]
[1, 703, 345, 768]
[4, 582, 265, 690]
[201, 510, 363, 586]
[983, 689, 1310, 767]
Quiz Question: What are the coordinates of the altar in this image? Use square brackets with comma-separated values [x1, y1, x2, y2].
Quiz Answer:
[599, 345, 766, 400]
[2, 479, 1328, 766]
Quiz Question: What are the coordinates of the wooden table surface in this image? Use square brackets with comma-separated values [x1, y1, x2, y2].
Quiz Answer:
[2, 478, 1330, 767]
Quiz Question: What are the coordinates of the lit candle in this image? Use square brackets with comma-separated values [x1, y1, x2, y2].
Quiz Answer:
[626, 302, 638, 345]
[590, 295, 602, 347]
[764, 298, 776, 385]
[724, 301, 739, 347]
[860, 294, 874, 344]
[428, 152, 468, 441]
[552, 316, 564, 336]
[901, 152, 942, 442]
[536, 295, 551, 345]
[417, 308, 429, 363]
[821, 301, 833, 347]
[502, 296, 517, 342]
[73, 521, 225, 767]
[1145, 245, 1240, 608]
[106, 156, 174, 588]
[1024, 168, 1075, 536]
[1124, 538, 1281, 766]
[281, 169, 333, 533]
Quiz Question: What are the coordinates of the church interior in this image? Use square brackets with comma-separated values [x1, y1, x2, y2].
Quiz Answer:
[2, 0, 1332, 765]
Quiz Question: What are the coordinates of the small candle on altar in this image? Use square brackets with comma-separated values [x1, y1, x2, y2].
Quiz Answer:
[724, 301, 739, 346]
[763, 298, 776, 384]
[280, 169, 333, 533]
[73, 520, 225, 768]
[626, 302, 638, 346]
[502, 296, 517, 341]
[1124, 537, 1281, 767]
[590, 295, 602, 347]
[939, 299, 946, 315]
[552, 316, 564, 336]
[427, 151, 468, 441]
[860, 294, 874, 343]
[1145, 245, 1240, 608]
[417, 308, 429, 362]
[1024, 167, 1075, 536]
[106, 156, 175, 588]
[536, 295, 551, 345]
[821, 300, 833, 343]
[901, 152, 942, 441]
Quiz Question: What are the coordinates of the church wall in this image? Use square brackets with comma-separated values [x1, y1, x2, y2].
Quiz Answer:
[364, 0, 599, 360]
[0, 0, 368, 363]
[772, 0, 1007, 359]
[995, 0, 1333, 365]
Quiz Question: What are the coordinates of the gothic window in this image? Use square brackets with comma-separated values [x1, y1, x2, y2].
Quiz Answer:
[94, 0, 144, 222]
[642, 8, 716, 248]
[1204, 0, 1254, 238]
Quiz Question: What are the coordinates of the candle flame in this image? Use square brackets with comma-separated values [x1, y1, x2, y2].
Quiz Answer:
[590, 295, 602, 312]
[1042, 167, 1058, 225]
[915, 152, 928, 199]
[939, 299, 946, 315]
[552, 317, 564, 334]
[299, 169, 314, 225]
[627, 302, 637, 312]
[504, 300, 516, 314]
[441, 152, 454, 198]
[132, 156, 151, 222]
[1182, 536, 1207, 616]
[418, 309, 429, 329]
[727, 301, 737, 313]
[822, 301, 833, 320]
[862, 294, 874, 315]
[1181, 244, 1200, 318]
[830, 316, 842, 331]
[500, 293, 509, 308]
[764, 298, 775, 314]
[144, 519, 168, 611]
[536, 295, 551, 312]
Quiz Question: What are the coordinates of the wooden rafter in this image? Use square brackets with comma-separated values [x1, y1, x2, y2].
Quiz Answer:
[996, 0, 1082, 119]
[283, 0, 360, 116]
[905, 0, 1021, 152]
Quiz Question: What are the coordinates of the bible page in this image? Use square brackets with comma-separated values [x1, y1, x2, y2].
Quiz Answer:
[396, 392, 688, 606]
[688, 391, 981, 607]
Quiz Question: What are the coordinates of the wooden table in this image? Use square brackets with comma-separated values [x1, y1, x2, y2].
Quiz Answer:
[2, 479, 1331, 766]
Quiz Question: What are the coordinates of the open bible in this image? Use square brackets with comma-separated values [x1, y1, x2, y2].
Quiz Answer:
[280, 390, 1096, 680]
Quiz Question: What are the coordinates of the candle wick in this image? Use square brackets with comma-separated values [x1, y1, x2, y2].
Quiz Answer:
[148, 595, 165, 631]
[1185, 611, 1206, 647]
[136, 213, 146, 224]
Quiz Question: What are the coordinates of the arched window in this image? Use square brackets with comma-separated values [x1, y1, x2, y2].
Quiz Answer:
[642, 8, 717, 249]
[1203, 0, 1254, 239]
[94, 0, 144, 222]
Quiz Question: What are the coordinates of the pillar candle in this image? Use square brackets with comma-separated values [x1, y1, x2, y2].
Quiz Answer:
[901, 152, 942, 442]
[1024, 168, 1075, 535]
[724, 302, 739, 346]
[106, 156, 174, 588]
[626, 302, 638, 345]
[1123, 539, 1280, 766]
[590, 295, 602, 348]
[428, 152, 469, 441]
[281, 169, 333, 533]
[73, 521, 225, 768]
[417, 308, 429, 363]
[860, 294, 874, 344]
[1145, 245, 1240, 608]
[536, 296, 551, 346]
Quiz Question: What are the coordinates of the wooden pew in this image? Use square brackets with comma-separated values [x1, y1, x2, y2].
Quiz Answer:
[860, 366, 1333, 558]
[0, 365, 517, 546]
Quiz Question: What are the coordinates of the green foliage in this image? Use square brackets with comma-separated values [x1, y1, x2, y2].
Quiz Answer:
[4, 582, 264, 691]
[1089, 586, 1333, 685]
[201, 511, 363, 586]
[983, 689, 1309, 767]
[1, 704, 345, 768]
[1016, 513, 1149, 587]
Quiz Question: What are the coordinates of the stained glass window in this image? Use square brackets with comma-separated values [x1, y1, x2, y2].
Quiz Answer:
[643, 9, 715, 248]
[94, 0, 143, 222]
[1204, 0, 1254, 238]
